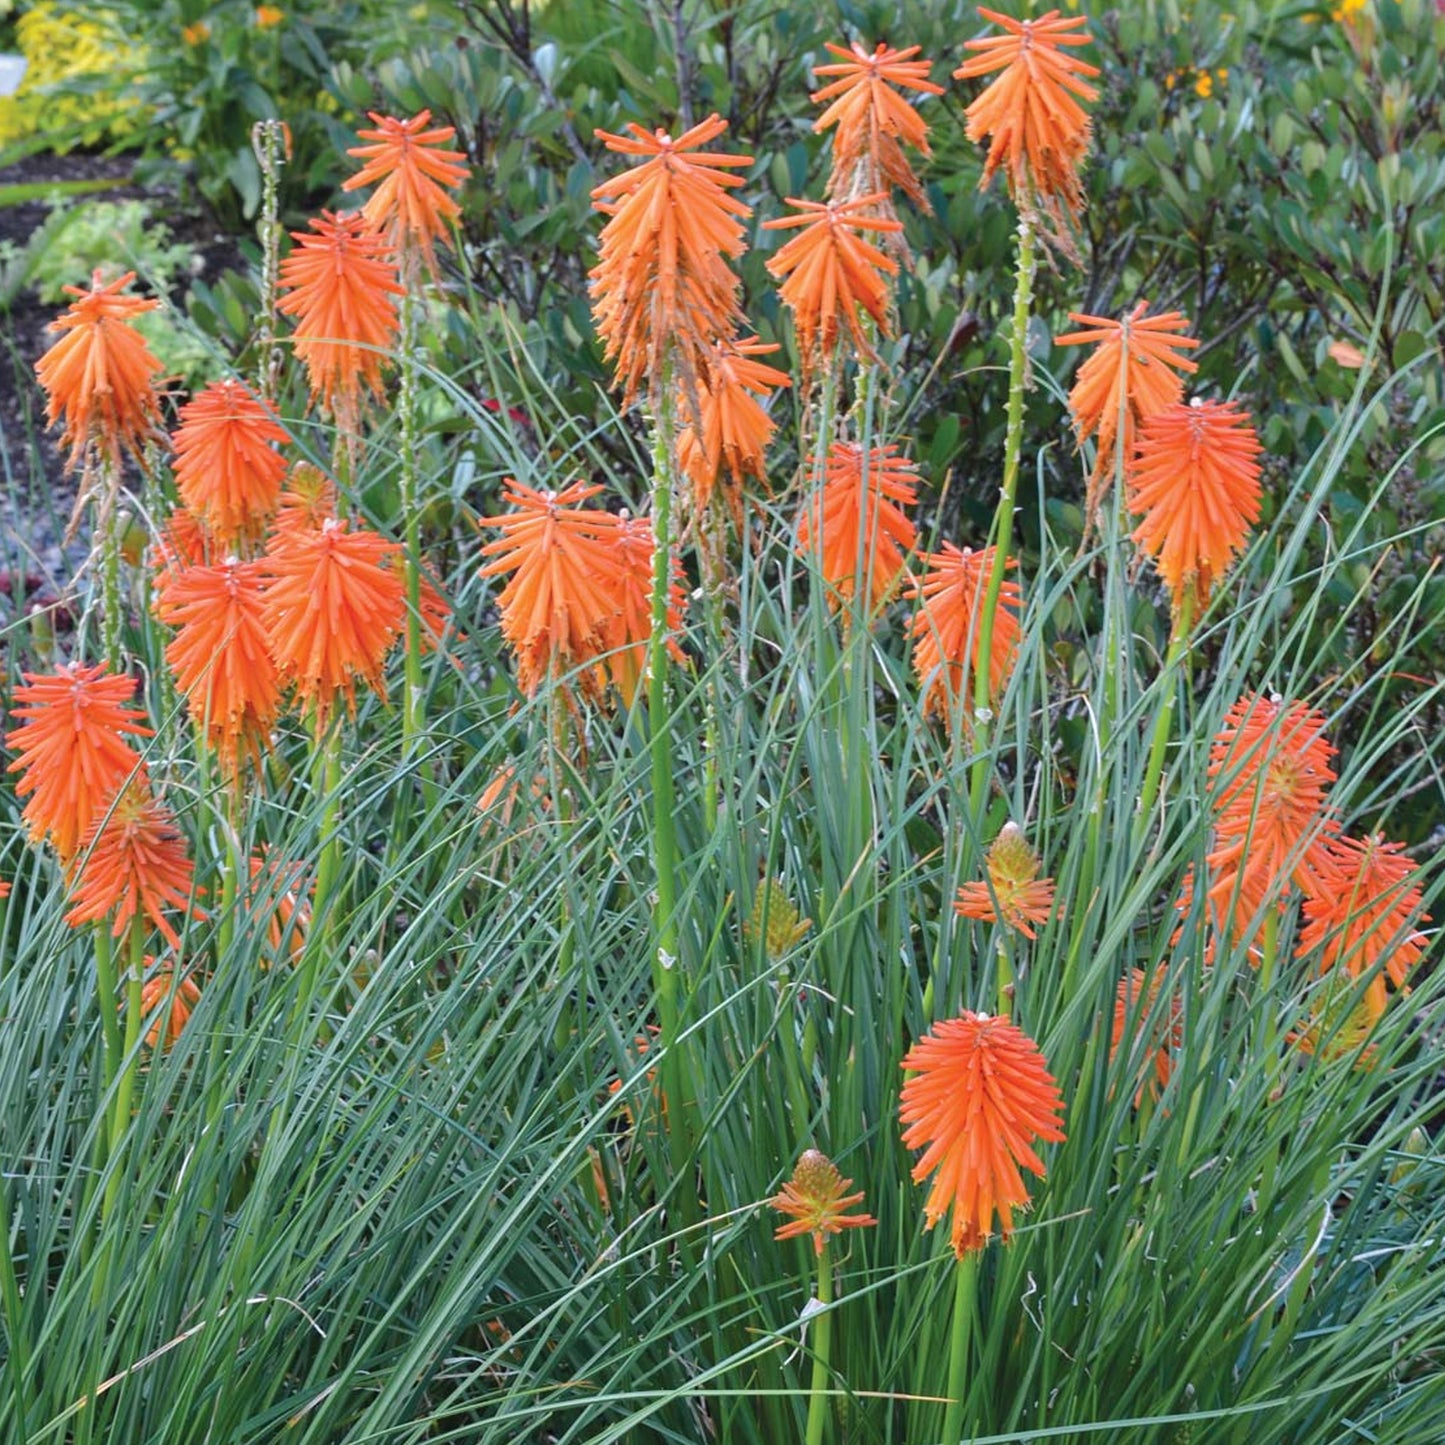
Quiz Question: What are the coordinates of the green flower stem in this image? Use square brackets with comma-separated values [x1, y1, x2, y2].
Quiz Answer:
[296, 715, 344, 1029]
[396, 278, 436, 810]
[101, 491, 124, 671]
[1257, 909, 1282, 1207]
[968, 216, 1037, 828]
[647, 392, 694, 1211]
[804, 1244, 834, 1445]
[941, 1249, 978, 1445]
[1135, 594, 1196, 850]
[251, 119, 287, 404]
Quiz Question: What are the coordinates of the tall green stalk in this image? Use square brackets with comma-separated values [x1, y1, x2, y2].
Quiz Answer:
[967, 216, 1037, 825]
[396, 275, 433, 802]
[803, 1245, 834, 1445]
[295, 715, 344, 1028]
[646, 391, 694, 1209]
[940, 1249, 978, 1444]
[251, 119, 287, 404]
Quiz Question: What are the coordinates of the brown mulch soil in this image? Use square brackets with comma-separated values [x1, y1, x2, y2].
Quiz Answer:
[0, 150, 246, 633]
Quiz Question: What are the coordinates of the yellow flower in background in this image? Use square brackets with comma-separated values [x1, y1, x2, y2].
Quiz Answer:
[1194, 71, 1214, 97]
[182, 20, 210, 44]
[255, 4, 285, 27]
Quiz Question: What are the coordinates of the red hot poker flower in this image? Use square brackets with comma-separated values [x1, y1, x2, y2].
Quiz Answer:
[277, 211, 404, 421]
[589, 114, 752, 410]
[811, 40, 943, 212]
[35, 269, 163, 473]
[343, 110, 470, 268]
[796, 440, 918, 614]
[170, 378, 290, 546]
[262, 516, 406, 725]
[154, 556, 280, 776]
[900, 1010, 1066, 1256]
[763, 194, 902, 375]
[478, 479, 625, 702]
[1055, 303, 1199, 520]
[6, 663, 153, 863]
[907, 543, 1021, 728]
[1127, 398, 1262, 627]
[66, 782, 202, 951]
[954, 7, 1100, 246]
[676, 336, 791, 529]
[1297, 834, 1429, 1020]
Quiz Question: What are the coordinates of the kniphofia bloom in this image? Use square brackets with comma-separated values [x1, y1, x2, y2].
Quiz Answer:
[343, 110, 470, 268]
[1204, 694, 1338, 953]
[589, 114, 752, 409]
[676, 336, 790, 528]
[810, 40, 943, 212]
[262, 516, 405, 725]
[140, 966, 202, 1050]
[599, 513, 686, 708]
[154, 556, 280, 775]
[1110, 966, 1182, 1107]
[249, 850, 313, 969]
[1055, 303, 1199, 517]
[900, 1011, 1066, 1256]
[1127, 398, 1262, 625]
[277, 210, 404, 420]
[954, 821, 1058, 938]
[907, 543, 1020, 726]
[954, 8, 1100, 244]
[771, 1149, 877, 1255]
[170, 378, 290, 546]
[6, 663, 153, 863]
[1296, 834, 1429, 1020]
[763, 195, 902, 375]
[796, 441, 918, 613]
[478, 479, 625, 702]
[35, 269, 163, 472]
[66, 781, 201, 951]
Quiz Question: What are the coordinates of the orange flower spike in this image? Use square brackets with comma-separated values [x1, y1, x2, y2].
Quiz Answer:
[35, 269, 163, 473]
[900, 1011, 1066, 1257]
[170, 378, 290, 546]
[478, 479, 625, 699]
[811, 41, 944, 208]
[763, 194, 903, 373]
[5, 663, 154, 863]
[66, 782, 203, 951]
[272, 463, 339, 535]
[600, 513, 687, 708]
[343, 110, 470, 268]
[954, 7, 1100, 236]
[277, 211, 404, 418]
[676, 336, 791, 525]
[796, 441, 918, 613]
[139, 966, 203, 1050]
[1055, 302, 1200, 509]
[954, 821, 1059, 939]
[1128, 399, 1262, 625]
[906, 543, 1021, 725]
[1204, 694, 1338, 948]
[154, 557, 280, 774]
[1297, 835, 1429, 1019]
[589, 114, 753, 408]
[1110, 966, 1183, 1107]
[262, 517, 406, 725]
[248, 849, 313, 968]
[771, 1149, 877, 1256]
